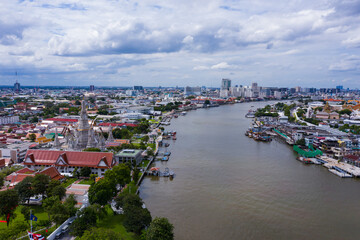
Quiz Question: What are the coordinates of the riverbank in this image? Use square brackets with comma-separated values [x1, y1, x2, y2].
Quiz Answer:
[140, 102, 360, 240]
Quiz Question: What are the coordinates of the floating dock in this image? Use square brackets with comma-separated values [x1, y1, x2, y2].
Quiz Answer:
[328, 169, 352, 178]
[320, 156, 360, 178]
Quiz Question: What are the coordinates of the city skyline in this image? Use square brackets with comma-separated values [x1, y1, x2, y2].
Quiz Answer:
[1, 0, 360, 87]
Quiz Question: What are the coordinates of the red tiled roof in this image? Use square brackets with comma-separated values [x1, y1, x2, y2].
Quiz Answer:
[323, 99, 342, 102]
[5, 167, 64, 185]
[16, 167, 35, 174]
[45, 118, 78, 122]
[6, 174, 31, 184]
[0, 159, 5, 168]
[37, 167, 64, 181]
[24, 149, 114, 169]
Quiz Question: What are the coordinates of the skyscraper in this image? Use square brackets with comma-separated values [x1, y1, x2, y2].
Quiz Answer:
[14, 80, 20, 93]
[221, 79, 231, 90]
[90, 85, 95, 91]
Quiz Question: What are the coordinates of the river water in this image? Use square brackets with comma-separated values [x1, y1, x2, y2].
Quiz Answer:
[140, 102, 360, 240]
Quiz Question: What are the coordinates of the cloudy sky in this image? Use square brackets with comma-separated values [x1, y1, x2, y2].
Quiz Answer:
[1, 0, 360, 88]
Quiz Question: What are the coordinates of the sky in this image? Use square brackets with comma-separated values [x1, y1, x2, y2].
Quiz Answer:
[1, 0, 360, 88]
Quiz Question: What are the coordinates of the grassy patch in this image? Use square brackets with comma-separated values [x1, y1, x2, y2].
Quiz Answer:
[61, 178, 77, 188]
[97, 206, 138, 240]
[147, 143, 156, 150]
[0, 205, 49, 229]
[78, 179, 94, 185]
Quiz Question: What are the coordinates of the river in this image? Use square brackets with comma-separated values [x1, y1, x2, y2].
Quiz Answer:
[139, 102, 360, 240]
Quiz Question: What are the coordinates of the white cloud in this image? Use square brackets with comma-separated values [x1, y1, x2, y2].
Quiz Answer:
[193, 65, 209, 70]
[211, 62, 233, 69]
[0, 0, 359, 87]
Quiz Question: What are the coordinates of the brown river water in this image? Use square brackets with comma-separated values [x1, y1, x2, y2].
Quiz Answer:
[140, 102, 360, 240]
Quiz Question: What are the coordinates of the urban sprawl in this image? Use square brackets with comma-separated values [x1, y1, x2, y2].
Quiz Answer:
[0, 79, 360, 239]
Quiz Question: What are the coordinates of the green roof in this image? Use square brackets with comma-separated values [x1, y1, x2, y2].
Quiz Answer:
[45, 133, 63, 139]
[115, 149, 142, 157]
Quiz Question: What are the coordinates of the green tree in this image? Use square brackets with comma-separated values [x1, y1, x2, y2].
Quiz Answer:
[73, 167, 80, 178]
[29, 133, 36, 142]
[147, 149, 154, 157]
[14, 176, 34, 204]
[32, 174, 50, 198]
[0, 220, 28, 239]
[123, 205, 152, 234]
[133, 167, 140, 184]
[43, 196, 58, 221]
[146, 217, 174, 240]
[80, 167, 91, 177]
[64, 194, 78, 217]
[51, 185, 66, 200]
[142, 135, 149, 142]
[46, 179, 61, 197]
[295, 138, 306, 146]
[88, 179, 116, 206]
[88, 204, 107, 220]
[49, 198, 69, 226]
[0, 174, 4, 188]
[0, 189, 19, 227]
[116, 192, 151, 234]
[83, 147, 101, 152]
[339, 109, 352, 115]
[79, 228, 123, 240]
[116, 192, 143, 209]
[89, 174, 97, 183]
[104, 164, 131, 187]
[30, 116, 39, 123]
[20, 206, 30, 223]
[71, 206, 98, 237]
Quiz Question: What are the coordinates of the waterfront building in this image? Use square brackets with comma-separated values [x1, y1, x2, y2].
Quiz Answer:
[229, 86, 242, 97]
[115, 149, 143, 165]
[251, 82, 259, 98]
[274, 91, 282, 99]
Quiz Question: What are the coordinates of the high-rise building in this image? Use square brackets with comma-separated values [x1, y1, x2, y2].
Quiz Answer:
[221, 79, 231, 90]
[133, 86, 144, 92]
[14, 80, 20, 93]
[184, 86, 201, 96]
[90, 85, 95, 91]
[336, 85, 343, 90]
[220, 79, 231, 98]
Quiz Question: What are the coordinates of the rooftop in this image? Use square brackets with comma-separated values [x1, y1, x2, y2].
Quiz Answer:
[115, 149, 142, 157]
